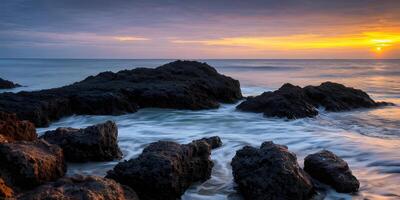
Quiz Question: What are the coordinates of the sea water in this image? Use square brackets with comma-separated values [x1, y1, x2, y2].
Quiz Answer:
[1, 59, 399, 199]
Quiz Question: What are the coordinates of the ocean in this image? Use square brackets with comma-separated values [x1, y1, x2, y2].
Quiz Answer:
[1, 59, 399, 199]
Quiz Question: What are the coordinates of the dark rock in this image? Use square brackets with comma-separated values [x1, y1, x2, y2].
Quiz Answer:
[192, 136, 222, 149]
[304, 150, 360, 193]
[40, 121, 122, 162]
[237, 82, 393, 119]
[0, 140, 66, 191]
[18, 175, 139, 200]
[0, 60, 242, 127]
[0, 112, 37, 143]
[106, 136, 220, 200]
[231, 141, 315, 200]
[0, 78, 20, 89]
[0, 178, 13, 199]
[304, 81, 393, 111]
[237, 83, 318, 119]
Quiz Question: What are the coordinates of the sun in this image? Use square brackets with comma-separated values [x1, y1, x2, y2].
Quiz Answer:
[376, 47, 382, 51]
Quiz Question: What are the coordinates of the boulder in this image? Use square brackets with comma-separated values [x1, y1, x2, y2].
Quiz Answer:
[0, 178, 13, 199]
[237, 83, 318, 119]
[231, 141, 315, 200]
[0, 60, 242, 127]
[0, 78, 20, 89]
[304, 150, 360, 193]
[0, 112, 37, 143]
[192, 136, 223, 149]
[0, 140, 66, 190]
[18, 175, 139, 200]
[237, 82, 393, 119]
[106, 136, 220, 200]
[40, 121, 122, 162]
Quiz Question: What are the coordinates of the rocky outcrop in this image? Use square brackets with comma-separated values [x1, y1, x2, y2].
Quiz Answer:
[18, 175, 139, 200]
[0, 78, 20, 89]
[304, 150, 360, 193]
[192, 136, 223, 149]
[0, 60, 242, 127]
[237, 83, 318, 119]
[106, 136, 220, 200]
[0, 140, 66, 191]
[0, 178, 13, 199]
[231, 141, 315, 200]
[237, 82, 393, 119]
[40, 121, 122, 162]
[0, 112, 37, 143]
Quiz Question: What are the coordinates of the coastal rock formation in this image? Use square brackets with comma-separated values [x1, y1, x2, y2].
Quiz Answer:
[106, 136, 220, 200]
[231, 141, 315, 200]
[0, 140, 66, 190]
[18, 175, 139, 200]
[0, 60, 242, 127]
[304, 150, 360, 193]
[40, 121, 122, 162]
[0, 178, 13, 199]
[237, 81, 392, 119]
[192, 136, 223, 149]
[0, 78, 20, 89]
[236, 83, 318, 119]
[0, 112, 37, 143]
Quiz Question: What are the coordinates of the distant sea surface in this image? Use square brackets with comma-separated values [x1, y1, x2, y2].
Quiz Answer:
[1, 59, 400, 199]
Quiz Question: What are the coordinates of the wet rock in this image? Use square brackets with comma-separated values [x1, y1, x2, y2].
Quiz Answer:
[0, 112, 37, 143]
[0, 140, 66, 190]
[106, 137, 219, 200]
[237, 82, 393, 119]
[0, 78, 20, 89]
[237, 83, 318, 119]
[18, 175, 139, 200]
[40, 121, 122, 162]
[192, 136, 222, 149]
[304, 150, 360, 193]
[231, 141, 315, 200]
[0, 178, 13, 199]
[0, 60, 242, 127]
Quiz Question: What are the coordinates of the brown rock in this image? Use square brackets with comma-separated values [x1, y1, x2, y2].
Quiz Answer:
[0, 112, 37, 143]
[0, 178, 13, 199]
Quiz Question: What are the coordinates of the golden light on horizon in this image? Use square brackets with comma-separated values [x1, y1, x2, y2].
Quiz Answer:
[114, 36, 149, 42]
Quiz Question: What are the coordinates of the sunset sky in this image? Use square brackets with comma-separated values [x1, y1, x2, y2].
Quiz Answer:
[1, 0, 400, 59]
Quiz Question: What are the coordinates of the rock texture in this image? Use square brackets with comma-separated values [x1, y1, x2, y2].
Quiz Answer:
[40, 121, 122, 162]
[0, 178, 13, 199]
[237, 82, 392, 119]
[0, 112, 37, 143]
[106, 136, 221, 200]
[231, 141, 315, 200]
[0, 78, 20, 89]
[18, 175, 139, 200]
[0, 140, 66, 191]
[0, 60, 242, 127]
[304, 150, 360, 193]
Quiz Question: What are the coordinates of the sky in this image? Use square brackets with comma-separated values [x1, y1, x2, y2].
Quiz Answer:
[1, 0, 400, 59]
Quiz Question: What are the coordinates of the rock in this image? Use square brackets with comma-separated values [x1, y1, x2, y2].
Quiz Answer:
[237, 83, 318, 119]
[192, 136, 222, 149]
[0, 112, 37, 143]
[0, 178, 13, 199]
[237, 82, 393, 119]
[0, 78, 20, 89]
[304, 82, 392, 111]
[304, 150, 360, 193]
[106, 136, 219, 200]
[18, 175, 139, 200]
[0, 60, 242, 127]
[40, 121, 122, 162]
[231, 141, 315, 200]
[0, 140, 66, 190]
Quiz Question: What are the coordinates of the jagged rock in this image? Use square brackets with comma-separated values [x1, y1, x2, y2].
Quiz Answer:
[0, 140, 66, 191]
[0, 78, 20, 89]
[106, 136, 220, 200]
[0, 112, 37, 143]
[231, 141, 315, 200]
[304, 150, 360, 193]
[40, 121, 122, 162]
[18, 175, 139, 200]
[0, 60, 242, 127]
[237, 82, 393, 119]
[237, 83, 318, 119]
[0, 178, 13, 199]
[192, 136, 222, 149]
